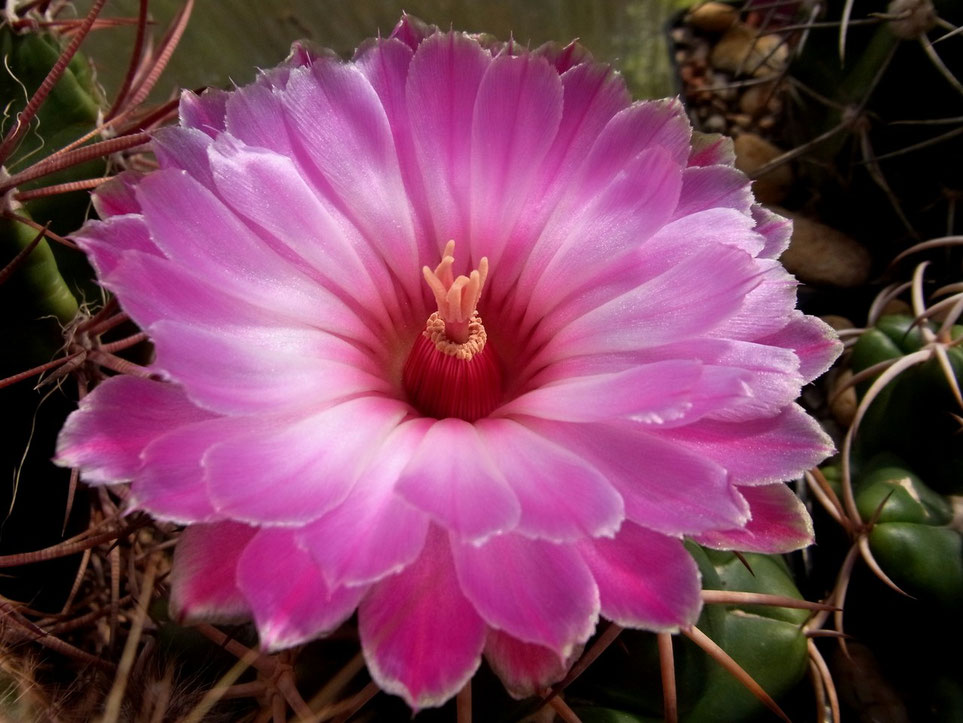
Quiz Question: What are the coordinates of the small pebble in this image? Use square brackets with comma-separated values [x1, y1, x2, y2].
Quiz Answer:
[821, 315, 855, 331]
[775, 208, 873, 287]
[830, 369, 858, 427]
[739, 82, 776, 115]
[711, 24, 789, 77]
[733, 133, 793, 204]
[704, 114, 727, 133]
[686, 2, 739, 33]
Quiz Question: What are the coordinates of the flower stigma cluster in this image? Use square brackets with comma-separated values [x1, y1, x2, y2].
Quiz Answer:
[403, 240, 501, 422]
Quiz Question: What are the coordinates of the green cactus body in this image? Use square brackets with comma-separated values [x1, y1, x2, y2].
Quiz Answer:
[853, 456, 963, 607]
[571, 545, 810, 722]
[849, 315, 963, 493]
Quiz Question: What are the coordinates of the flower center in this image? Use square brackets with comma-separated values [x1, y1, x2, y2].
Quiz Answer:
[402, 241, 502, 422]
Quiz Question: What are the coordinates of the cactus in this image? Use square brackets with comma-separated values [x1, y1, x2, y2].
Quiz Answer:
[803, 238, 963, 721]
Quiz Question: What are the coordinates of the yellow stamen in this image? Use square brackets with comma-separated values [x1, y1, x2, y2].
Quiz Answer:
[422, 240, 489, 345]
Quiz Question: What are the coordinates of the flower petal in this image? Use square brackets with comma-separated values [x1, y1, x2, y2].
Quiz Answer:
[147, 320, 389, 415]
[578, 523, 702, 630]
[752, 204, 793, 259]
[656, 403, 836, 486]
[578, 99, 691, 189]
[131, 414, 255, 524]
[205, 398, 407, 525]
[406, 30, 491, 242]
[695, 483, 814, 553]
[281, 60, 420, 287]
[359, 526, 486, 709]
[484, 630, 576, 699]
[500, 360, 702, 423]
[475, 418, 623, 541]
[73, 216, 160, 278]
[489, 59, 631, 300]
[673, 165, 753, 219]
[755, 312, 842, 383]
[541, 242, 761, 359]
[55, 376, 213, 485]
[301, 419, 432, 587]
[396, 418, 520, 542]
[135, 169, 356, 331]
[519, 146, 683, 330]
[237, 528, 364, 651]
[169, 521, 255, 622]
[452, 533, 599, 656]
[91, 171, 144, 218]
[153, 126, 215, 186]
[469, 52, 562, 269]
[535, 420, 750, 535]
[179, 88, 229, 136]
[207, 139, 402, 329]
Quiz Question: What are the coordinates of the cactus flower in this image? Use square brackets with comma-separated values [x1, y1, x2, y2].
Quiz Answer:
[55, 16, 840, 708]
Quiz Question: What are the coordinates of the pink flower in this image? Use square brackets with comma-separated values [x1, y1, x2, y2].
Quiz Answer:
[56, 16, 840, 708]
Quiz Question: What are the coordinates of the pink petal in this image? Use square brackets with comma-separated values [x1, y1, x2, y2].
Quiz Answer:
[131, 414, 253, 523]
[359, 526, 486, 709]
[207, 139, 403, 325]
[755, 312, 842, 383]
[687, 132, 735, 167]
[474, 418, 623, 541]
[489, 60, 631, 301]
[752, 204, 793, 259]
[627, 337, 804, 423]
[640, 208, 764, 274]
[485, 630, 576, 699]
[578, 523, 702, 630]
[179, 88, 229, 136]
[534, 39, 595, 73]
[100, 249, 303, 332]
[673, 165, 753, 219]
[354, 38, 434, 259]
[280, 61, 420, 282]
[148, 320, 389, 415]
[695, 483, 814, 553]
[406, 31, 491, 242]
[535, 420, 750, 535]
[452, 533, 598, 656]
[301, 419, 432, 586]
[541, 243, 761, 359]
[519, 147, 683, 331]
[500, 360, 702, 424]
[237, 528, 364, 651]
[389, 12, 439, 51]
[90, 171, 144, 218]
[656, 404, 836, 486]
[73, 212, 160, 273]
[135, 170, 355, 331]
[396, 418, 520, 542]
[224, 80, 294, 155]
[152, 127, 215, 185]
[55, 376, 213, 485]
[205, 397, 407, 525]
[169, 521, 255, 622]
[710, 259, 799, 340]
[582, 99, 692, 183]
[469, 52, 562, 270]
